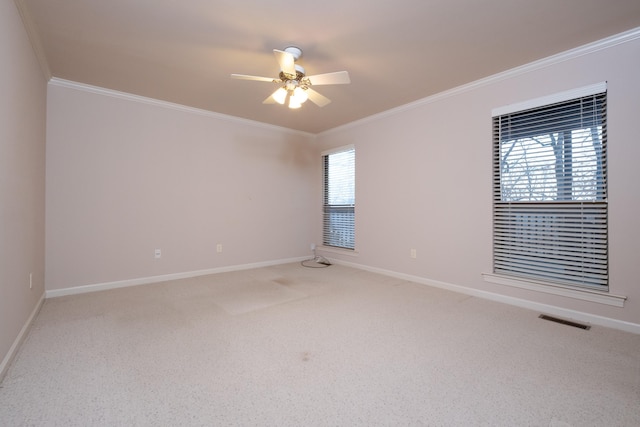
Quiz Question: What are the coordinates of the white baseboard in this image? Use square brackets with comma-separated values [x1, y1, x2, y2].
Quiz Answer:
[40, 256, 640, 335]
[45, 257, 308, 298]
[0, 292, 45, 383]
[330, 259, 640, 335]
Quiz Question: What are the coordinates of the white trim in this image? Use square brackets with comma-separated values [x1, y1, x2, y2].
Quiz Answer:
[317, 245, 359, 257]
[328, 259, 640, 335]
[48, 78, 315, 138]
[482, 273, 625, 307]
[45, 257, 308, 298]
[319, 27, 640, 137]
[321, 144, 355, 157]
[0, 292, 45, 382]
[491, 82, 607, 117]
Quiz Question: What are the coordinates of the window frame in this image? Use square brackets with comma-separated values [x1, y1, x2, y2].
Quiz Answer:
[322, 145, 355, 251]
[490, 83, 609, 292]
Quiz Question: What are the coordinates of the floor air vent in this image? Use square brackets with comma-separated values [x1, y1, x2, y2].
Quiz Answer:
[539, 314, 591, 330]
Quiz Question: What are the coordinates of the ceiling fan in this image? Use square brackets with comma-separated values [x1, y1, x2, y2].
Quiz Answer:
[231, 46, 350, 109]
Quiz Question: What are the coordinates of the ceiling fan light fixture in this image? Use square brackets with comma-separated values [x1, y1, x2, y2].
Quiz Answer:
[288, 97, 302, 109]
[292, 87, 308, 104]
[272, 87, 287, 105]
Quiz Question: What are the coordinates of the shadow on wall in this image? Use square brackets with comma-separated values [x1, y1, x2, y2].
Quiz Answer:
[232, 131, 316, 171]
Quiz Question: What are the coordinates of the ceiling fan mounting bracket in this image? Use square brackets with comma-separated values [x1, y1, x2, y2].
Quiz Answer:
[283, 46, 303, 61]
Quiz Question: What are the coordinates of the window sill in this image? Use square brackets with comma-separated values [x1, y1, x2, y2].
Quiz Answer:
[317, 246, 359, 257]
[482, 273, 626, 307]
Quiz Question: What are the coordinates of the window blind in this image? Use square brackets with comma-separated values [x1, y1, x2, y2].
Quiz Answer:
[492, 90, 608, 289]
[323, 147, 355, 250]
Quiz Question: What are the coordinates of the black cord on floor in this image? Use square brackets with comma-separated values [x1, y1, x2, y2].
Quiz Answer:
[301, 259, 331, 268]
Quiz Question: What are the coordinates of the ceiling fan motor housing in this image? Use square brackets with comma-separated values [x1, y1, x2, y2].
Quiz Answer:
[279, 64, 305, 82]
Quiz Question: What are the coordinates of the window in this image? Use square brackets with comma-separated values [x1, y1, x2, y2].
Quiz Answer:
[323, 146, 355, 250]
[492, 84, 608, 290]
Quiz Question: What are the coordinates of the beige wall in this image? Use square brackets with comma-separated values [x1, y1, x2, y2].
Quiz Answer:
[45, 84, 317, 290]
[0, 0, 47, 373]
[316, 34, 640, 326]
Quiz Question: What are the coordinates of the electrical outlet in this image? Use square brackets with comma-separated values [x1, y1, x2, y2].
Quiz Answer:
[29, 272, 33, 289]
[216, 244, 223, 253]
[410, 249, 417, 259]
[154, 249, 161, 259]
[311, 243, 316, 251]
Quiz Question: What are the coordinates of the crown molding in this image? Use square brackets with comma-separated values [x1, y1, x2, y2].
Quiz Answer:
[14, 0, 51, 81]
[48, 78, 316, 138]
[320, 26, 640, 137]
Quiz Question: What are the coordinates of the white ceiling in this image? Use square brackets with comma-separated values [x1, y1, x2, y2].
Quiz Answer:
[19, 0, 640, 134]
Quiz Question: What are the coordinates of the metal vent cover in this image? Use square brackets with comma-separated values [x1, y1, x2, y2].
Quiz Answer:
[539, 314, 591, 330]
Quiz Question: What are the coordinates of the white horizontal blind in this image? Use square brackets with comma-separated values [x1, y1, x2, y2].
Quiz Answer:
[492, 90, 608, 289]
[323, 147, 355, 250]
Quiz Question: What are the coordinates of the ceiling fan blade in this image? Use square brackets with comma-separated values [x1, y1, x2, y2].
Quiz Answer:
[231, 74, 277, 82]
[305, 88, 331, 107]
[273, 49, 296, 76]
[306, 71, 350, 86]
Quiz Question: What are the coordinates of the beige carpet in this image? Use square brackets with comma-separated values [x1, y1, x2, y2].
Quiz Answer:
[1, 263, 639, 426]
